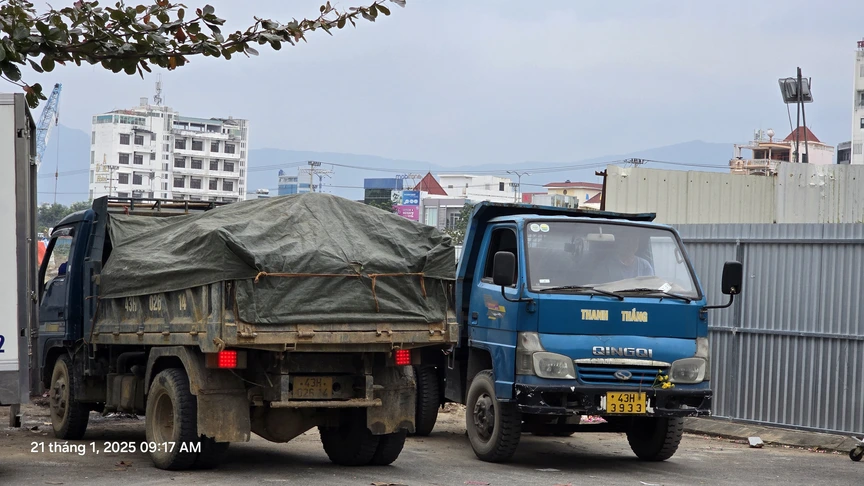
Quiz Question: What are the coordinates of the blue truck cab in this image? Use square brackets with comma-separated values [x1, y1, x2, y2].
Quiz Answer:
[413, 202, 742, 463]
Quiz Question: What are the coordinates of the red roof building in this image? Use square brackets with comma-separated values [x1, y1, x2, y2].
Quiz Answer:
[783, 126, 821, 143]
[414, 172, 448, 196]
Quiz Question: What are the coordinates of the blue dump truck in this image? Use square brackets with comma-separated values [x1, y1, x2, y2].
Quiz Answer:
[413, 202, 742, 462]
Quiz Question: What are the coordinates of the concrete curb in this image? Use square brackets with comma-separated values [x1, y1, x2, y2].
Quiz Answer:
[684, 417, 860, 452]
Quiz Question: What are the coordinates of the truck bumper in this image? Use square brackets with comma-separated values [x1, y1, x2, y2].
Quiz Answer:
[514, 384, 711, 418]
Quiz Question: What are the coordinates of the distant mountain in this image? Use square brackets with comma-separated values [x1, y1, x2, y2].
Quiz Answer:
[42, 125, 734, 204]
[246, 140, 734, 201]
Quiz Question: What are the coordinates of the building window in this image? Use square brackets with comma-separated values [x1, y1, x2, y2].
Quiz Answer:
[225, 143, 235, 154]
[224, 161, 234, 172]
[162, 182, 168, 190]
[117, 192, 129, 198]
[174, 157, 185, 168]
[210, 160, 219, 171]
[861, 118, 864, 129]
[854, 143, 863, 155]
[499, 182, 505, 191]
[175, 138, 186, 150]
[859, 91, 864, 107]
[150, 152, 156, 160]
[134, 154, 144, 165]
[118, 173, 130, 184]
[191, 159, 203, 170]
[209, 179, 218, 190]
[192, 140, 204, 151]
[91, 131, 95, 144]
[211, 141, 219, 152]
[173, 177, 185, 188]
[133, 173, 143, 185]
[190, 178, 202, 189]
[134, 135, 144, 145]
[119, 153, 130, 164]
[120, 134, 130, 145]
[223, 180, 234, 192]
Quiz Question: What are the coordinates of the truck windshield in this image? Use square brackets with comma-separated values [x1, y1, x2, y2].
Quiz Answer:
[525, 221, 699, 299]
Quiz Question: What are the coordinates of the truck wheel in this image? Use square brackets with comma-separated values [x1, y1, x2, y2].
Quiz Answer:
[626, 417, 684, 461]
[465, 370, 521, 462]
[193, 437, 230, 469]
[145, 368, 200, 470]
[370, 429, 408, 465]
[318, 412, 381, 466]
[49, 355, 90, 440]
[411, 365, 440, 437]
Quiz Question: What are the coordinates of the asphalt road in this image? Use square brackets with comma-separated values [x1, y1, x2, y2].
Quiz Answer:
[1, 403, 860, 486]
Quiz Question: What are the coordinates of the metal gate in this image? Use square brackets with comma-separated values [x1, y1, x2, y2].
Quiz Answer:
[676, 223, 864, 435]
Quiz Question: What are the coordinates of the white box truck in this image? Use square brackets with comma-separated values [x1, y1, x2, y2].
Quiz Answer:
[0, 93, 37, 427]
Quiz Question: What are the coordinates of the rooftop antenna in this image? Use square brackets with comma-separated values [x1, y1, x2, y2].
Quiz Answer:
[153, 74, 163, 106]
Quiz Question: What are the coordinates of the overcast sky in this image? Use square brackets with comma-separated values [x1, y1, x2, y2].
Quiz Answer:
[23, 0, 864, 166]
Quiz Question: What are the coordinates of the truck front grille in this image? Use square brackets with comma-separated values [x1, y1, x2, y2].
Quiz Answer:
[576, 364, 660, 387]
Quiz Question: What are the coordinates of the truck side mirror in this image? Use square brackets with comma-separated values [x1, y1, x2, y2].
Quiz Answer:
[721, 261, 743, 295]
[492, 251, 516, 287]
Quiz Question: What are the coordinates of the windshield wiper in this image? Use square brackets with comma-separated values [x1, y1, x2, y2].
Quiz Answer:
[537, 285, 624, 301]
[616, 288, 692, 303]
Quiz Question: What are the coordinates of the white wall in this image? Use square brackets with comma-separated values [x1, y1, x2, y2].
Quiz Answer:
[439, 174, 516, 203]
[853, 48, 864, 165]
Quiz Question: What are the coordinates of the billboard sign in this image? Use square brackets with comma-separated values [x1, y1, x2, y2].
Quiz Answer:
[401, 190, 420, 206]
[396, 205, 419, 220]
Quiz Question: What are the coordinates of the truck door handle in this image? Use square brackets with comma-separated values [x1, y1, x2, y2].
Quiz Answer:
[471, 312, 478, 320]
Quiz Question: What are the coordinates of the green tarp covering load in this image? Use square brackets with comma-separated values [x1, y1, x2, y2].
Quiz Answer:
[101, 193, 455, 325]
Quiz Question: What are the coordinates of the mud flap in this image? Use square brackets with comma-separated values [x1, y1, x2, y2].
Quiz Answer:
[367, 366, 416, 435]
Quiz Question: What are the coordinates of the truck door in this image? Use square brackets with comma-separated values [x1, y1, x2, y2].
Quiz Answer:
[472, 225, 522, 331]
[37, 226, 76, 376]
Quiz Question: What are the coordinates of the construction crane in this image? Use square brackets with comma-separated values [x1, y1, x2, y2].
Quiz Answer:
[35, 83, 62, 171]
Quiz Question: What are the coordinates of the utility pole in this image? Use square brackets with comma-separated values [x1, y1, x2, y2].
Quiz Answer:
[594, 170, 608, 211]
[506, 170, 530, 203]
[298, 161, 334, 193]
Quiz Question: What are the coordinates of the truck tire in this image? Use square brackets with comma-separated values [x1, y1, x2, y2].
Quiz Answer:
[318, 411, 381, 466]
[145, 368, 201, 470]
[193, 437, 230, 469]
[465, 370, 521, 462]
[626, 417, 684, 461]
[370, 429, 407, 465]
[411, 365, 440, 437]
[49, 355, 90, 440]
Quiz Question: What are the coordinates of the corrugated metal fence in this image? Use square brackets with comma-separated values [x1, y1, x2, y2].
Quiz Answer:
[676, 223, 864, 435]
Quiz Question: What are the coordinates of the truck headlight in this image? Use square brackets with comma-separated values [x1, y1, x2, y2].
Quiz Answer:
[532, 352, 576, 379]
[696, 336, 710, 381]
[669, 357, 707, 384]
[516, 332, 575, 379]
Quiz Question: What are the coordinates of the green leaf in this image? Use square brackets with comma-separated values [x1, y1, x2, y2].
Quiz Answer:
[124, 62, 137, 75]
[337, 16, 346, 29]
[390, 0, 407, 7]
[136, 5, 146, 14]
[245, 46, 259, 56]
[203, 5, 215, 16]
[29, 59, 44, 73]
[0, 47, 6, 63]
[178, 8, 185, 20]
[377, 4, 391, 15]
[41, 56, 56, 72]
[1, 62, 22, 82]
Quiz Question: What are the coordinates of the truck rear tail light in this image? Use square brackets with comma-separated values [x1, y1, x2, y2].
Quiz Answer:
[205, 350, 247, 369]
[218, 350, 238, 368]
[394, 349, 411, 366]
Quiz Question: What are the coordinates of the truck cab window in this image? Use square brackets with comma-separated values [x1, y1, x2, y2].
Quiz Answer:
[482, 228, 518, 286]
[41, 234, 73, 292]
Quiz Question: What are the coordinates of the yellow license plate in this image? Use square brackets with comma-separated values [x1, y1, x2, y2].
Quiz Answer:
[291, 377, 333, 399]
[606, 392, 647, 414]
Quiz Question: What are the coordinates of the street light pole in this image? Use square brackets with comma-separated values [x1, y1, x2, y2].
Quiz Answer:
[506, 170, 530, 203]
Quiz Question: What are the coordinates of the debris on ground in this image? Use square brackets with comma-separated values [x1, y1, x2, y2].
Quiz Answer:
[580, 415, 607, 424]
[371, 482, 408, 486]
[441, 403, 465, 414]
[748, 437, 764, 448]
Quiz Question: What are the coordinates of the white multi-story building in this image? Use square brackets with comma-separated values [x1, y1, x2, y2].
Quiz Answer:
[89, 98, 249, 202]
[438, 174, 517, 203]
[852, 39, 864, 165]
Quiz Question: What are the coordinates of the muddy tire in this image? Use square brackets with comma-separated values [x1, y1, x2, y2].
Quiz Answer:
[370, 429, 407, 465]
[193, 437, 230, 469]
[465, 370, 521, 462]
[145, 368, 201, 470]
[49, 355, 90, 440]
[319, 411, 381, 466]
[411, 365, 440, 437]
[626, 417, 684, 461]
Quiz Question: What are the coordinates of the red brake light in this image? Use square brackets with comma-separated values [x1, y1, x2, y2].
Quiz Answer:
[395, 349, 411, 366]
[217, 350, 238, 369]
